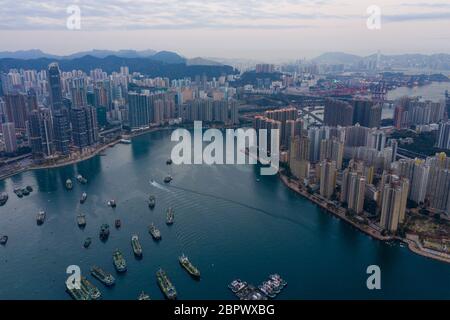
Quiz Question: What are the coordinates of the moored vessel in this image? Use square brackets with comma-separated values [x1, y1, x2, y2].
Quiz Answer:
[179, 254, 200, 279]
[156, 268, 177, 300]
[112, 249, 127, 272]
[81, 276, 102, 300]
[77, 213, 86, 228]
[80, 192, 87, 204]
[76, 174, 88, 184]
[148, 223, 161, 240]
[36, 210, 46, 225]
[0, 192, 8, 206]
[166, 207, 174, 225]
[90, 266, 115, 286]
[99, 224, 110, 241]
[0, 235, 8, 245]
[148, 195, 156, 209]
[83, 237, 92, 248]
[115, 219, 121, 229]
[131, 235, 143, 257]
[65, 179, 73, 190]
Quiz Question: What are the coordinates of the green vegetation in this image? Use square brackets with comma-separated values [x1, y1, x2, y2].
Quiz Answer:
[390, 130, 450, 157]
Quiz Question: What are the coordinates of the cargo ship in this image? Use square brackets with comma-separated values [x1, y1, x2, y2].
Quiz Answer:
[90, 266, 115, 286]
[179, 254, 200, 279]
[148, 223, 161, 240]
[131, 235, 143, 257]
[81, 276, 102, 300]
[112, 249, 127, 272]
[166, 207, 174, 225]
[156, 268, 177, 300]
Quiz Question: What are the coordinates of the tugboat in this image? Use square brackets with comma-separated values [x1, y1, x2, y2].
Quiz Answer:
[112, 249, 127, 273]
[0, 192, 8, 206]
[83, 237, 92, 248]
[90, 266, 115, 286]
[80, 192, 87, 204]
[0, 235, 8, 245]
[77, 213, 86, 228]
[166, 207, 174, 225]
[131, 235, 143, 257]
[65, 179, 73, 190]
[179, 254, 201, 279]
[99, 224, 110, 241]
[76, 174, 88, 184]
[148, 223, 161, 240]
[156, 268, 177, 300]
[107, 199, 117, 208]
[115, 219, 121, 229]
[81, 276, 102, 300]
[148, 195, 156, 209]
[166, 158, 173, 165]
[36, 210, 46, 225]
[163, 175, 173, 183]
[138, 291, 151, 300]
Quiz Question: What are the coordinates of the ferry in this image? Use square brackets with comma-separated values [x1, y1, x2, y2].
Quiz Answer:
[148, 223, 161, 240]
[131, 235, 143, 257]
[166, 207, 174, 225]
[80, 192, 87, 204]
[99, 224, 110, 241]
[36, 210, 46, 225]
[90, 266, 115, 286]
[77, 213, 86, 228]
[138, 291, 151, 300]
[112, 249, 127, 273]
[0, 235, 8, 245]
[0, 192, 8, 206]
[81, 276, 102, 300]
[83, 237, 92, 248]
[156, 268, 177, 300]
[148, 195, 156, 209]
[65, 179, 73, 190]
[179, 254, 200, 279]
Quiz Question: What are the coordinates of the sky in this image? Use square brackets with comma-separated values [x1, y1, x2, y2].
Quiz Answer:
[0, 0, 449, 61]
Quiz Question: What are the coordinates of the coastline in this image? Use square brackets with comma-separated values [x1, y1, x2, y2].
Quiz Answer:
[0, 126, 172, 181]
[278, 172, 450, 265]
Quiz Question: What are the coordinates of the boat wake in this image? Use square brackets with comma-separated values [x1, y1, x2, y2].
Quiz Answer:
[149, 180, 171, 192]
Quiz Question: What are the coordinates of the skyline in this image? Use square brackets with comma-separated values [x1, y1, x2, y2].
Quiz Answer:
[0, 0, 449, 61]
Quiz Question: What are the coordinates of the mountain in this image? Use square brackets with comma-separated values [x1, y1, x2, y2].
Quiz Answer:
[64, 49, 158, 59]
[0, 55, 236, 79]
[312, 52, 363, 65]
[0, 49, 59, 60]
[150, 51, 186, 64]
[187, 57, 223, 66]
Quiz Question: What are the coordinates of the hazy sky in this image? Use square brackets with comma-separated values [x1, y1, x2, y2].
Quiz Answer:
[0, 0, 449, 61]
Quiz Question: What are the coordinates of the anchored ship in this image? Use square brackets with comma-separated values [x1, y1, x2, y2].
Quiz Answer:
[99, 224, 110, 241]
[90, 266, 115, 286]
[36, 210, 46, 225]
[166, 207, 174, 225]
[179, 254, 201, 279]
[131, 235, 143, 257]
[112, 249, 127, 272]
[77, 213, 86, 228]
[163, 175, 173, 183]
[115, 219, 122, 229]
[80, 192, 87, 204]
[166, 158, 173, 165]
[107, 199, 117, 208]
[65, 179, 73, 190]
[83, 237, 92, 248]
[148, 223, 161, 240]
[0, 192, 8, 206]
[156, 268, 177, 300]
[81, 276, 102, 300]
[76, 174, 88, 184]
[0, 235, 8, 245]
[66, 282, 91, 300]
[148, 195, 156, 209]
